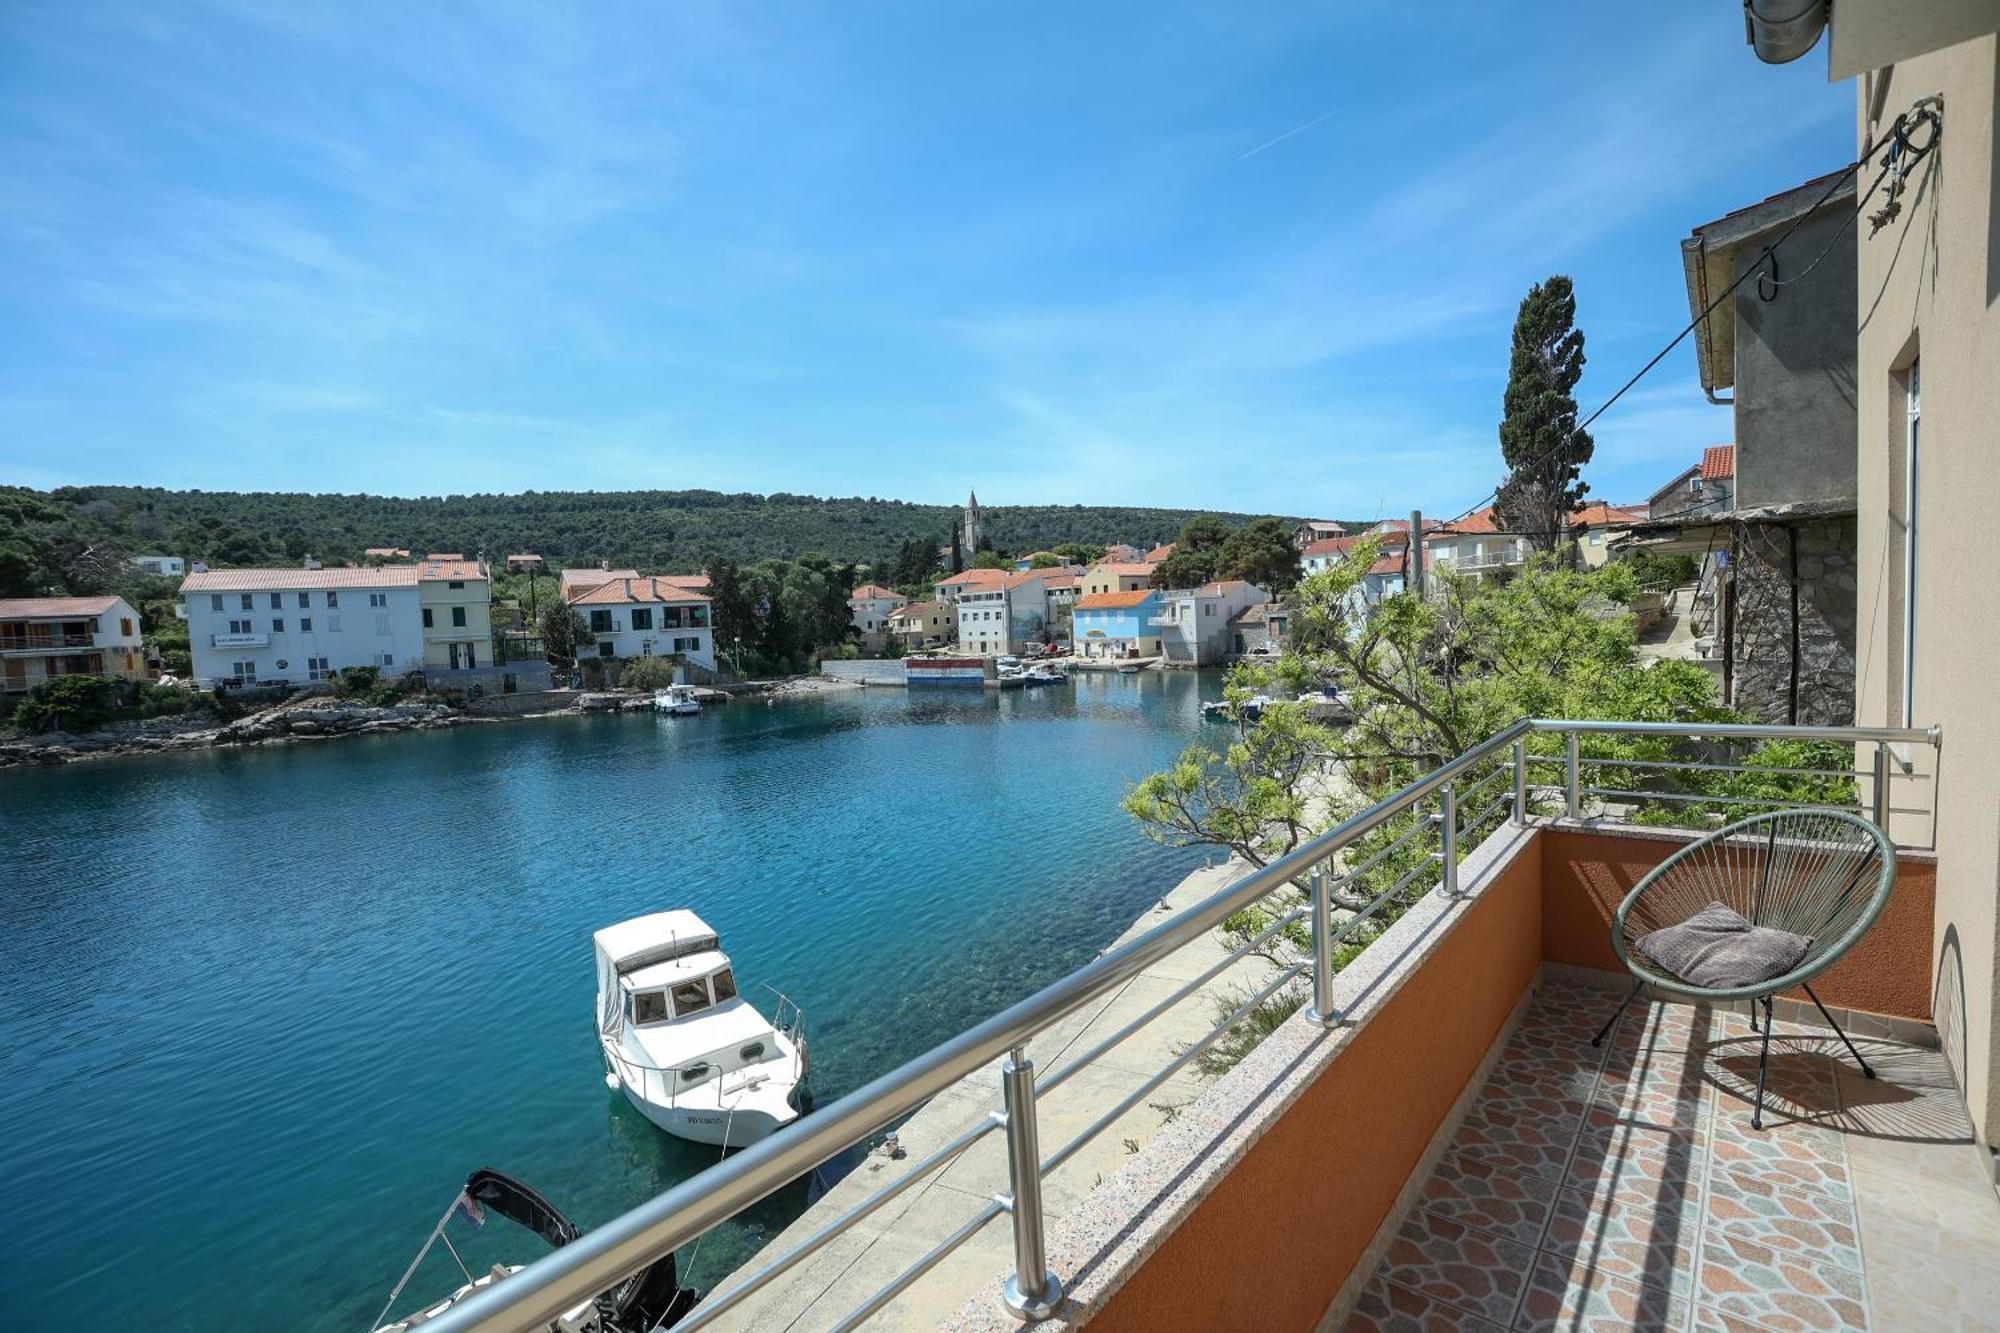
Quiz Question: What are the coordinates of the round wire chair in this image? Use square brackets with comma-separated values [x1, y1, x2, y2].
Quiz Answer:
[1590, 808, 1898, 1128]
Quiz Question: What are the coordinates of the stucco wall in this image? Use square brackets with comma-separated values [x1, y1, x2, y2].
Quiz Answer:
[1732, 206, 1860, 510]
[1852, 37, 2000, 1142]
[1730, 515, 1858, 725]
[1080, 833, 1545, 1333]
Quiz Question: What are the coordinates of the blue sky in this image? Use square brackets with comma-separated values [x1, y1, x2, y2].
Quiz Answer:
[1, 2, 1853, 517]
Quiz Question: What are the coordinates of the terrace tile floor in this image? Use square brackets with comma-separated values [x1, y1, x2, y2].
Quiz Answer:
[1345, 980, 2000, 1332]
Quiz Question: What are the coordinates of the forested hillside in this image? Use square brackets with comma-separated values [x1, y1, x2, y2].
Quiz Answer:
[0, 484, 1307, 597]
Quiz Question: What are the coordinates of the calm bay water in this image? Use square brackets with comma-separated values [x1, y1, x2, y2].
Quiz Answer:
[0, 672, 1221, 1331]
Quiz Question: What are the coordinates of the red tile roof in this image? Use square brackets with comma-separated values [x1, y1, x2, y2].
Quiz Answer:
[417, 556, 485, 581]
[849, 584, 905, 602]
[1702, 445, 1736, 480]
[1088, 562, 1158, 577]
[1195, 580, 1256, 597]
[1304, 531, 1409, 558]
[559, 567, 640, 597]
[182, 566, 419, 591]
[0, 595, 124, 618]
[1144, 543, 1175, 563]
[1570, 501, 1649, 528]
[938, 568, 1009, 587]
[891, 600, 944, 622]
[1075, 590, 1157, 611]
[568, 576, 712, 606]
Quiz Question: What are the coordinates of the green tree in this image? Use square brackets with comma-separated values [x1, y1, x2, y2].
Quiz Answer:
[1495, 275, 1593, 551]
[1217, 517, 1303, 593]
[971, 550, 1010, 570]
[1152, 515, 1233, 588]
[13, 675, 119, 732]
[1053, 542, 1106, 565]
[539, 603, 594, 666]
[1028, 552, 1064, 569]
[619, 656, 678, 690]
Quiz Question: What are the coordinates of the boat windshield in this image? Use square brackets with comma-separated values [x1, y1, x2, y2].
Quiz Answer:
[633, 990, 669, 1025]
[711, 968, 738, 1002]
[671, 979, 712, 1018]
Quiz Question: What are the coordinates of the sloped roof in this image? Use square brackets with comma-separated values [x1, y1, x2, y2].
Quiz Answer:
[938, 568, 1009, 588]
[1702, 445, 1736, 480]
[1088, 562, 1158, 578]
[0, 595, 124, 618]
[1571, 501, 1649, 528]
[891, 600, 944, 621]
[1075, 590, 1158, 611]
[849, 584, 905, 602]
[1144, 543, 1175, 563]
[559, 567, 641, 597]
[182, 566, 419, 591]
[1194, 580, 1258, 597]
[417, 556, 485, 581]
[568, 576, 711, 606]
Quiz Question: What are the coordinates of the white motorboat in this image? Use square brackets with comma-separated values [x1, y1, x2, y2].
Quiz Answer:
[652, 684, 701, 715]
[1021, 665, 1068, 685]
[369, 1168, 697, 1332]
[593, 911, 808, 1148]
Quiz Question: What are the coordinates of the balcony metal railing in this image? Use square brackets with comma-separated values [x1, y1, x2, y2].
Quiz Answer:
[0, 632, 96, 651]
[414, 717, 1940, 1333]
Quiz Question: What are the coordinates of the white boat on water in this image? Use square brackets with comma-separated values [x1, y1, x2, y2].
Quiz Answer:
[593, 911, 808, 1148]
[652, 684, 701, 715]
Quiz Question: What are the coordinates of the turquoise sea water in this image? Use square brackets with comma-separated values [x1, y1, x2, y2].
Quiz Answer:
[0, 673, 1221, 1331]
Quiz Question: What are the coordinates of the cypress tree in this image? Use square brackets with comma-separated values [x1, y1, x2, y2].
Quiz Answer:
[1495, 275, 1593, 551]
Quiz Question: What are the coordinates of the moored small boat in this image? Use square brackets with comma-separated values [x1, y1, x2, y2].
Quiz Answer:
[594, 911, 808, 1148]
[652, 684, 701, 715]
[369, 1168, 697, 1332]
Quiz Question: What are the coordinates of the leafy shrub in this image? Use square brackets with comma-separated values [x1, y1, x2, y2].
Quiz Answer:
[334, 666, 382, 698]
[618, 656, 677, 691]
[133, 681, 200, 718]
[14, 676, 118, 732]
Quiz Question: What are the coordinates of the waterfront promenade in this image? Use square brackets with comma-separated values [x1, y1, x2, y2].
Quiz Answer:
[696, 855, 1282, 1331]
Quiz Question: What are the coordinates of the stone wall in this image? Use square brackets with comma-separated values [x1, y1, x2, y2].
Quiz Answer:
[1731, 514, 1857, 725]
[817, 658, 906, 686]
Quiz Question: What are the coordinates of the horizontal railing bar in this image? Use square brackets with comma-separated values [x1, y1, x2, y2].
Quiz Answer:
[1039, 904, 1308, 1098]
[1039, 961, 1308, 1178]
[1581, 786, 1867, 809]
[1327, 858, 1434, 953]
[1332, 814, 1438, 884]
[415, 720, 1538, 1333]
[1577, 755, 1861, 781]
[1464, 790, 1513, 836]
[678, 1115, 1003, 1329]
[1529, 719, 1939, 744]
[824, 1199, 1006, 1333]
[1454, 763, 1513, 807]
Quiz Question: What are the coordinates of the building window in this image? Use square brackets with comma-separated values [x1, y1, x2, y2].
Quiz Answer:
[298, 593, 310, 608]
[120, 617, 132, 636]
[1902, 357, 1921, 727]
[630, 608, 653, 631]
[599, 641, 615, 658]
[422, 608, 434, 628]
[300, 617, 312, 632]
[675, 636, 699, 652]
[380, 653, 394, 667]
[369, 593, 387, 608]
[270, 593, 283, 610]
[451, 606, 465, 628]
[228, 619, 251, 634]
[590, 609, 614, 634]
[307, 656, 331, 681]
[662, 607, 681, 628]
[210, 595, 223, 611]
[233, 660, 257, 681]
[240, 594, 253, 611]
[448, 580, 464, 589]
[271, 618, 284, 632]
[327, 591, 338, 608]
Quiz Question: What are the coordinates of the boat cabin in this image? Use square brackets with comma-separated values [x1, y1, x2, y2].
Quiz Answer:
[620, 950, 740, 1028]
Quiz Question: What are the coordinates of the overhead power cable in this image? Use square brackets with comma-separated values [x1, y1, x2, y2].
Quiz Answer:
[1436, 98, 1942, 532]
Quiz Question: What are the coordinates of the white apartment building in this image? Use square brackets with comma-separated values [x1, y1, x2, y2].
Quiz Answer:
[847, 584, 907, 652]
[955, 569, 1063, 656]
[180, 565, 425, 687]
[568, 576, 716, 673]
[131, 555, 185, 578]
[1154, 580, 1269, 666]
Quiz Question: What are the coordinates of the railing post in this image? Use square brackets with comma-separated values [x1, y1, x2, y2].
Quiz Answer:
[1439, 784, 1459, 897]
[1871, 742, 1891, 828]
[1304, 866, 1337, 1026]
[1512, 738, 1528, 824]
[1565, 731, 1582, 820]
[999, 1047, 1062, 1321]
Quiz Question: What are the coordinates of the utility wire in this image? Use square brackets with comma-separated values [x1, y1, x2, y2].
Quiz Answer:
[1438, 99, 1942, 531]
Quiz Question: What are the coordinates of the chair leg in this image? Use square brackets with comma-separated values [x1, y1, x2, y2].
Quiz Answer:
[1802, 982, 1875, 1079]
[1751, 996, 1775, 1131]
[1591, 977, 1645, 1048]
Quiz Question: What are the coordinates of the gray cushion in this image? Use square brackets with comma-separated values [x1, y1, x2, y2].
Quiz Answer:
[1634, 901, 1811, 990]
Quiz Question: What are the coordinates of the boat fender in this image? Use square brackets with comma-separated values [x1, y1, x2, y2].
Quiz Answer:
[604, 1071, 619, 1091]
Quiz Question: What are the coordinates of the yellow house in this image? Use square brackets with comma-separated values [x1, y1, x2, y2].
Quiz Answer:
[416, 555, 491, 671]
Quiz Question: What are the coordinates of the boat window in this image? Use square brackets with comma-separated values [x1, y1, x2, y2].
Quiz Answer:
[680, 1062, 711, 1084]
[710, 968, 739, 1002]
[738, 1041, 766, 1062]
[671, 980, 712, 1017]
[633, 991, 669, 1025]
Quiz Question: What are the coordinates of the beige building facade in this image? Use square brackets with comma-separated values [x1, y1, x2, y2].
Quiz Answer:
[416, 556, 492, 671]
[1847, 27, 2000, 1152]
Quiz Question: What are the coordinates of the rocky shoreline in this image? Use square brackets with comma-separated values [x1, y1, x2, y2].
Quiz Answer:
[0, 674, 870, 769]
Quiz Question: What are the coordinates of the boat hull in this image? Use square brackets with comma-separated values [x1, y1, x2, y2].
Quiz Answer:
[616, 1079, 793, 1146]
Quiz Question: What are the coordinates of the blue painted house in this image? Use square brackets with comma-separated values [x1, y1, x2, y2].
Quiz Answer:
[1072, 589, 1165, 660]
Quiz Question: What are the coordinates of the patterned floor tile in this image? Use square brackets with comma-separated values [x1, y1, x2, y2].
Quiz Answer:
[1344, 1277, 1510, 1333]
[1514, 1246, 1689, 1332]
[1417, 1151, 1561, 1247]
[1481, 1051, 1602, 1103]
[1706, 1123, 1852, 1203]
[1590, 1062, 1714, 1132]
[1697, 1230, 1868, 1331]
[1566, 1122, 1705, 1195]
[1377, 1209, 1535, 1326]
[1705, 1164, 1862, 1272]
[1690, 1304, 1790, 1332]
[1452, 1116, 1578, 1184]
[1542, 1177, 1700, 1300]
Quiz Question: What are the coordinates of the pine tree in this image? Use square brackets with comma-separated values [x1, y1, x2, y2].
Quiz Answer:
[1495, 276, 1593, 552]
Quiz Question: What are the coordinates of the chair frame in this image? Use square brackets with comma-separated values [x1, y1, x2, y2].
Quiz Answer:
[1589, 808, 1898, 1129]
